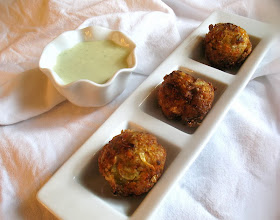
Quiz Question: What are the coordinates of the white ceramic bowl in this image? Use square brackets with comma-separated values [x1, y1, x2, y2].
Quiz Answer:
[39, 26, 137, 107]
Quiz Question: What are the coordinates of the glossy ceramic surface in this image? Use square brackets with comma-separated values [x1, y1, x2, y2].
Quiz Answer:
[39, 26, 137, 107]
[37, 11, 276, 220]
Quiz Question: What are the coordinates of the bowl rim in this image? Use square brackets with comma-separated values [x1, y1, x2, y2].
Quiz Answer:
[39, 25, 137, 89]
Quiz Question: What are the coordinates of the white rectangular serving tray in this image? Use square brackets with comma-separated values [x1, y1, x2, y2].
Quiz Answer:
[37, 11, 276, 220]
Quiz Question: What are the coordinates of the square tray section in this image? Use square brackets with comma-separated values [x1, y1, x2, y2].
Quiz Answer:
[139, 68, 228, 134]
[187, 34, 261, 75]
[76, 121, 181, 217]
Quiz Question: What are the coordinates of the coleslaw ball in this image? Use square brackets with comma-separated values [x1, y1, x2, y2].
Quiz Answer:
[157, 70, 215, 127]
[98, 129, 166, 196]
[205, 23, 252, 69]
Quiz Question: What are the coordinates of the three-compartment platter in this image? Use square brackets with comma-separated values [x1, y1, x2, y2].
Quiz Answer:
[37, 11, 276, 220]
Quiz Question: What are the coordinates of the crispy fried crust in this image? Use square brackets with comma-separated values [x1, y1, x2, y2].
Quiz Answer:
[205, 23, 252, 69]
[157, 70, 215, 127]
[98, 129, 166, 196]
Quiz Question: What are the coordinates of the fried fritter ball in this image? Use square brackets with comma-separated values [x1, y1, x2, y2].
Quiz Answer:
[157, 70, 215, 127]
[98, 129, 166, 196]
[205, 23, 252, 69]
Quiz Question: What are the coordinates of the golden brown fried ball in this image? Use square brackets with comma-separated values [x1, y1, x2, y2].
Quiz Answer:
[98, 129, 166, 196]
[157, 70, 215, 127]
[205, 23, 252, 69]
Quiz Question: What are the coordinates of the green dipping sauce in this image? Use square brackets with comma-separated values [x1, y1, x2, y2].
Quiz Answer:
[54, 40, 131, 84]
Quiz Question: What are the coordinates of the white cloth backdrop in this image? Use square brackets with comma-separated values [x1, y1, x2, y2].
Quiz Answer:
[0, 0, 279, 219]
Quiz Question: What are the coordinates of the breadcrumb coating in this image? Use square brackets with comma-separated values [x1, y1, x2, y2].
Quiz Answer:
[98, 129, 166, 196]
[205, 23, 252, 69]
[157, 70, 215, 127]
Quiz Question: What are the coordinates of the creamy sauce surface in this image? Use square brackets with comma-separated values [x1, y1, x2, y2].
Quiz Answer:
[54, 40, 130, 84]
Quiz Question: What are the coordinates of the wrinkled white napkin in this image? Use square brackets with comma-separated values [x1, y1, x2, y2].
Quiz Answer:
[0, 0, 180, 125]
[0, 0, 280, 220]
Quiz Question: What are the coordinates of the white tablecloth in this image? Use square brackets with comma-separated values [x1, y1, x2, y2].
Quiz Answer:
[0, 0, 279, 219]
